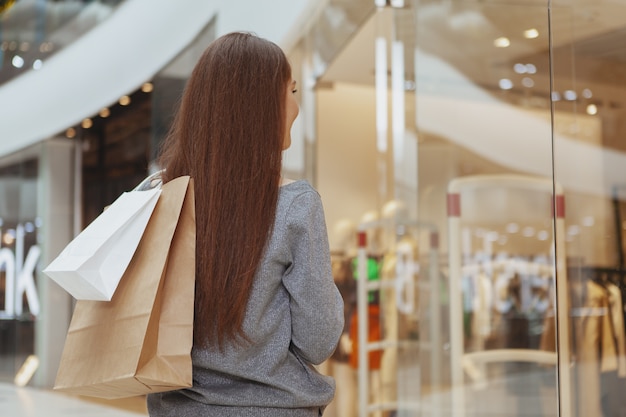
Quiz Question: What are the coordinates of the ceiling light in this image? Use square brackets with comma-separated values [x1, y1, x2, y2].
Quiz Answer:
[551, 91, 561, 101]
[513, 63, 526, 74]
[499, 78, 513, 90]
[494, 37, 510, 48]
[24, 222, 35, 233]
[32, 59, 43, 70]
[525, 64, 537, 74]
[586, 104, 598, 115]
[99, 108, 110, 118]
[141, 82, 154, 93]
[66, 127, 76, 139]
[524, 28, 539, 39]
[119, 95, 131, 106]
[19, 42, 29, 52]
[506, 223, 519, 233]
[2, 231, 15, 246]
[563, 90, 577, 101]
[81, 118, 93, 129]
[582, 88, 593, 99]
[522, 77, 534, 88]
[38, 42, 53, 53]
[11, 55, 24, 68]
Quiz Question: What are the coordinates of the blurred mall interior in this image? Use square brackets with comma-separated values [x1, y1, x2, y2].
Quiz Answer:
[2, 0, 626, 416]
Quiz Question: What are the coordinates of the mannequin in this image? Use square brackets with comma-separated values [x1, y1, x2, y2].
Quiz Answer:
[326, 218, 358, 417]
[379, 199, 418, 411]
[332, 218, 358, 257]
[348, 210, 384, 417]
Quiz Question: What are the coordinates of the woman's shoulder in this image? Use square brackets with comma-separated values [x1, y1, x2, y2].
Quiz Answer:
[279, 178, 315, 193]
[278, 179, 321, 210]
[279, 177, 297, 187]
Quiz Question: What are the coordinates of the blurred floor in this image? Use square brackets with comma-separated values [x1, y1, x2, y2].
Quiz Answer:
[1, 383, 147, 417]
[2, 365, 559, 417]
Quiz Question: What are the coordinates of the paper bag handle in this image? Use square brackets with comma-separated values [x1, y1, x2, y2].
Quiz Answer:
[134, 169, 166, 192]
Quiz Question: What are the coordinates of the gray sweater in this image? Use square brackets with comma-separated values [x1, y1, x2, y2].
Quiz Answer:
[147, 180, 344, 417]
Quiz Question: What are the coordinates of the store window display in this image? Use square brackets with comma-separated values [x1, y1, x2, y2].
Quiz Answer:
[325, 199, 421, 417]
[0, 159, 39, 383]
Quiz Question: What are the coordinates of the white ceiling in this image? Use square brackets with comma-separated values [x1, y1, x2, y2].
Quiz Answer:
[318, 2, 626, 200]
[321, 2, 626, 105]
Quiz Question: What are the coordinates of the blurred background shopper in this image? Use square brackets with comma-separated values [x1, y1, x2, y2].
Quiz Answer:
[146, 32, 344, 417]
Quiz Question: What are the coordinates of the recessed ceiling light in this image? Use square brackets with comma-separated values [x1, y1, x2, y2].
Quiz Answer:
[586, 104, 598, 115]
[514, 63, 526, 74]
[499, 78, 513, 90]
[494, 37, 510, 48]
[11, 55, 24, 68]
[563, 90, 577, 101]
[524, 28, 539, 39]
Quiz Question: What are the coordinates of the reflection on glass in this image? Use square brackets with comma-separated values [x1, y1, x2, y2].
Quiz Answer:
[551, 2, 626, 417]
[0, 0, 124, 86]
[116, 0, 626, 415]
[0, 158, 39, 383]
[412, 1, 561, 416]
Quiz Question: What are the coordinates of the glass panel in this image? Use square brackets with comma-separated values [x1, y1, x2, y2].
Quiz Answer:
[286, 0, 377, 184]
[551, 1, 626, 417]
[79, 20, 216, 222]
[0, 158, 39, 383]
[150, 18, 216, 164]
[0, 0, 124, 86]
[413, 1, 558, 416]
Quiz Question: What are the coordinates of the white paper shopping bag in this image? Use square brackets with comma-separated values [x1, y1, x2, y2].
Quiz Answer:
[43, 188, 161, 301]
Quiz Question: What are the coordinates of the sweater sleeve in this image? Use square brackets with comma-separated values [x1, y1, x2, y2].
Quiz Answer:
[282, 190, 344, 365]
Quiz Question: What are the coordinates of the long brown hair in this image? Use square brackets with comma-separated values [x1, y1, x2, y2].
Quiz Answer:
[157, 32, 291, 349]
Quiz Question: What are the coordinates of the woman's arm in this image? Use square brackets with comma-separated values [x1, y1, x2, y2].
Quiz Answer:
[282, 190, 344, 365]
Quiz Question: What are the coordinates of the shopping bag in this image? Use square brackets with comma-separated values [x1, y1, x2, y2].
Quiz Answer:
[53, 176, 195, 399]
[43, 187, 161, 300]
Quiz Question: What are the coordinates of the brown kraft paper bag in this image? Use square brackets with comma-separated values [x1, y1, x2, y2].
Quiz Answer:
[54, 176, 195, 399]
